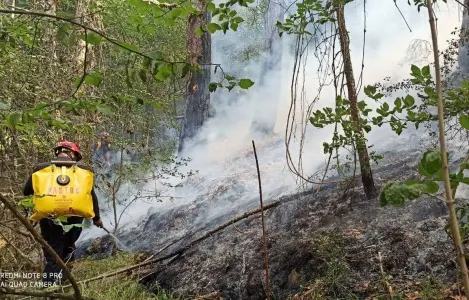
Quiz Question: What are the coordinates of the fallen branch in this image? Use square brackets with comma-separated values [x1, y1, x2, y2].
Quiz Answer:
[0, 286, 97, 300]
[56, 200, 283, 290]
[252, 140, 271, 300]
[0, 193, 83, 299]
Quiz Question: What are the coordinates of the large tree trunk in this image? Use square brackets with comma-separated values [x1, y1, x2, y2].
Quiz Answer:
[336, 2, 377, 199]
[249, 1, 284, 136]
[458, 0, 469, 73]
[74, 0, 103, 74]
[178, 0, 211, 153]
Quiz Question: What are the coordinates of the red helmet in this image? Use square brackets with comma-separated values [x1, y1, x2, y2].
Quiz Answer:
[54, 141, 82, 161]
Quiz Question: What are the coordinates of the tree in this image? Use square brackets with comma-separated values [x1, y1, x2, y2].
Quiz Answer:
[178, 0, 212, 153]
[335, 1, 376, 199]
[249, 0, 285, 136]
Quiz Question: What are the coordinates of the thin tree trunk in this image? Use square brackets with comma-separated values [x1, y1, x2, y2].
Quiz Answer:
[178, 0, 211, 153]
[426, 0, 469, 296]
[74, 0, 103, 80]
[458, 0, 469, 74]
[336, 2, 376, 199]
[249, 1, 284, 136]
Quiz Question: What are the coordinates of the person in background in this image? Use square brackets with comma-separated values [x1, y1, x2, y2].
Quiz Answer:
[92, 131, 112, 168]
[23, 141, 103, 286]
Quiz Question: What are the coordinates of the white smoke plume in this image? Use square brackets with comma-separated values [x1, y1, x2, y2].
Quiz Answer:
[78, 0, 463, 243]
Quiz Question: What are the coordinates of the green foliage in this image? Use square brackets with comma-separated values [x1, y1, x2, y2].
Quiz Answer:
[204, 0, 254, 34]
[276, 0, 336, 36]
[379, 113, 469, 209]
[208, 73, 255, 92]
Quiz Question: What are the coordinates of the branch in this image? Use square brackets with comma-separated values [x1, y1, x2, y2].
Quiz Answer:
[55, 200, 283, 291]
[0, 286, 97, 300]
[0, 194, 83, 299]
[0, 8, 220, 68]
[252, 140, 271, 300]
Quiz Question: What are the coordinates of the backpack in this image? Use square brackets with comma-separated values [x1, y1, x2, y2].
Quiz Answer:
[30, 160, 95, 221]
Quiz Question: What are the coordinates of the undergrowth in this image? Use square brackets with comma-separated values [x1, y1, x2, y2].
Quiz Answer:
[289, 232, 451, 300]
[63, 252, 180, 300]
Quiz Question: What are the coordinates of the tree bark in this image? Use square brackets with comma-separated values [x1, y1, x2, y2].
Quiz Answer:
[178, 0, 211, 153]
[458, 0, 469, 73]
[74, 0, 103, 76]
[336, 2, 377, 199]
[249, 1, 284, 136]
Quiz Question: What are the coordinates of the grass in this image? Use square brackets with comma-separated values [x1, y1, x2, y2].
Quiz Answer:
[60, 252, 182, 300]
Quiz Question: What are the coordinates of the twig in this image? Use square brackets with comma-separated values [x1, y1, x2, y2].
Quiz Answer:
[378, 251, 393, 296]
[55, 201, 282, 291]
[0, 231, 40, 270]
[0, 220, 34, 238]
[252, 140, 271, 300]
[0, 286, 97, 300]
[0, 193, 83, 299]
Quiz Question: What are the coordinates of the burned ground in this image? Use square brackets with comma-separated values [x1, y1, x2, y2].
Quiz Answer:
[77, 143, 466, 299]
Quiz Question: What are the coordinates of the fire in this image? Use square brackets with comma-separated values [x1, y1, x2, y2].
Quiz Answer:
[192, 84, 198, 92]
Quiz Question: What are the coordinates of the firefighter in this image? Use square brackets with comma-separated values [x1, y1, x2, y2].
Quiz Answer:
[92, 131, 112, 169]
[23, 141, 103, 286]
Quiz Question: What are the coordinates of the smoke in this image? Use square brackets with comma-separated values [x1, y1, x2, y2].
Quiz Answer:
[78, 0, 463, 244]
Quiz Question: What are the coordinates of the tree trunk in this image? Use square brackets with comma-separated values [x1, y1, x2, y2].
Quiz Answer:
[336, 2, 377, 199]
[249, 1, 284, 136]
[74, 0, 103, 74]
[178, 0, 211, 153]
[458, 0, 469, 73]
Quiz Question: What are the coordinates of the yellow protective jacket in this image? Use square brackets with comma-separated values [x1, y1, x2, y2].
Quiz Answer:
[23, 157, 101, 223]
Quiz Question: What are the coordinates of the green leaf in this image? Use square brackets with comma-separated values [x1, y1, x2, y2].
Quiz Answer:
[5, 112, 21, 127]
[63, 224, 85, 233]
[404, 95, 415, 107]
[411, 64, 421, 76]
[207, 23, 222, 33]
[232, 16, 244, 23]
[209, 82, 218, 92]
[207, 2, 216, 11]
[460, 114, 469, 130]
[195, 27, 203, 36]
[418, 150, 442, 176]
[84, 72, 103, 87]
[55, 216, 68, 223]
[425, 181, 439, 194]
[422, 65, 430, 77]
[364, 85, 376, 97]
[380, 180, 437, 207]
[230, 21, 239, 31]
[239, 78, 254, 89]
[78, 33, 103, 45]
[19, 197, 34, 208]
[181, 64, 191, 78]
[154, 66, 172, 81]
[97, 105, 114, 116]
[0, 101, 9, 110]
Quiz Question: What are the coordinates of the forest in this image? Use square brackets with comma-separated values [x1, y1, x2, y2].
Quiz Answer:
[2, 0, 469, 299]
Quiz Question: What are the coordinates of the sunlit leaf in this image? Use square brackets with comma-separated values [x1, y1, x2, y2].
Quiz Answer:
[239, 78, 254, 89]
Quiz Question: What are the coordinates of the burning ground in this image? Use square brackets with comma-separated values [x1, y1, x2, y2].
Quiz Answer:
[76, 133, 469, 299]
